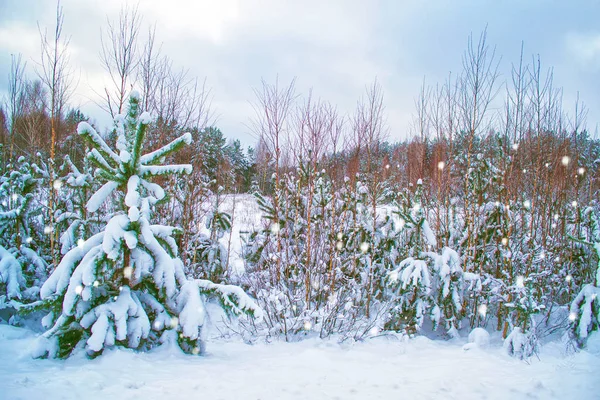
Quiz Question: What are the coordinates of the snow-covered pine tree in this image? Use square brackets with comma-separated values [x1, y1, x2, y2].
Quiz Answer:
[0, 156, 48, 307]
[191, 186, 232, 282]
[337, 174, 395, 336]
[55, 155, 96, 255]
[35, 93, 261, 358]
[427, 247, 466, 335]
[569, 205, 600, 347]
[386, 180, 437, 333]
[503, 272, 544, 359]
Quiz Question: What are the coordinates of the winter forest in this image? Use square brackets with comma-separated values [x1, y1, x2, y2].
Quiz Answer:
[1, 2, 599, 399]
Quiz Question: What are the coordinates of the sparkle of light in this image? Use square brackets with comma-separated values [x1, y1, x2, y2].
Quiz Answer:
[77, 238, 85, 248]
[516, 276, 525, 288]
[75, 285, 83, 295]
[437, 161, 445, 170]
[478, 304, 487, 317]
[53, 180, 62, 190]
[270, 223, 280, 234]
[568, 312, 577, 322]
[360, 242, 369, 253]
[561, 156, 570, 166]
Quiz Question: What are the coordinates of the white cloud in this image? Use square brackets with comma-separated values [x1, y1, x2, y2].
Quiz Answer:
[139, 0, 241, 43]
[566, 32, 600, 69]
[0, 22, 40, 56]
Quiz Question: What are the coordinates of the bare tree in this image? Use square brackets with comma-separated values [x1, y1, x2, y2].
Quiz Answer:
[99, 4, 141, 118]
[137, 26, 214, 153]
[37, 1, 75, 159]
[37, 0, 75, 266]
[458, 28, 501, 137]
[18, 80, 49, 155]
[6, 54, 27, 161]
[351, 79, 387, 317]
[457, 28, 500, 267]
[249, 77, 297, 282]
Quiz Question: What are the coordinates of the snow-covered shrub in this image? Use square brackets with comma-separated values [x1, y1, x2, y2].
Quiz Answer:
[243, 167, 392, 340]
[568, 206, 600, 347]
[504, 273, 545, 345]
[35, 93, 261, 358]
[462, 327, 490, 350]
[189, 188, 232, 282]
[0, 157, 48, 306]
[428, 247, 465, 332]
[504, 326, 539, 360]
[387, 257, 432, 333]
[386, 181, 438, 334]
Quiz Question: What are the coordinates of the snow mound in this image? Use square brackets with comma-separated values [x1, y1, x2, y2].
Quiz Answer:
[586, 332, 600, 355]
[463, 327, 490, 350]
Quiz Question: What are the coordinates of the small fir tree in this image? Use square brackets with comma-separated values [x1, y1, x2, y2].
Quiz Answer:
[35, 93, 260, 358]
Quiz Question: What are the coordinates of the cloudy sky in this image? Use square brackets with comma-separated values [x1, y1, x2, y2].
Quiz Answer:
[1, 0, 599, 147]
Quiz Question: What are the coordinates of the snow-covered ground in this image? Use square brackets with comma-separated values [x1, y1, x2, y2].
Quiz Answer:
[1, 323, 598, 400]
[2, 194, 598, 399]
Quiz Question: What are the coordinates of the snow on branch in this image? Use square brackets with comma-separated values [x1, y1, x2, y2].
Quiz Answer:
[0, 244, 25, 299]
[140, 164, 192, 178]
[77, 122, 121, 167]
[140, 133, 193, 165]
[196, 279, 263, 320]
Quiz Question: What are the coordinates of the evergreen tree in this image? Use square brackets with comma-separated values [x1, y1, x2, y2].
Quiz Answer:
[386, 180, 437, 333]
[569, 205, 600, 347]
[35, 93, 261, 358]
[0, 156, 48, 305]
